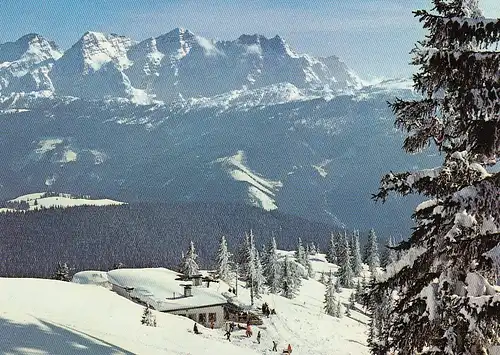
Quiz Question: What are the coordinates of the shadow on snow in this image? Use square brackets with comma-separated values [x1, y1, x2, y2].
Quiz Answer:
[0, 317, 134, 354]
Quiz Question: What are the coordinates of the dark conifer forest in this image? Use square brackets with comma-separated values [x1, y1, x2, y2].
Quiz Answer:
[0, 202, 335, 277]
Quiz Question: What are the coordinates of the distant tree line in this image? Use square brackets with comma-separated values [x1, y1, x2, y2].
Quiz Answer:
[0, 202, 340, 277]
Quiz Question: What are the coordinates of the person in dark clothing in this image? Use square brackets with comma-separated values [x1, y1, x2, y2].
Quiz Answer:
[193, 323, 201, 334]
[257, 331, 261, 344]
[225, 330, 231, 341]
[272, 341, 278, 352]
[229, 322, 235, 332]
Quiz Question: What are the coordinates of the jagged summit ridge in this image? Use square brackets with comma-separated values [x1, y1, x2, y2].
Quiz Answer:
[0, 33, 62, 93]
[0, 29, 361, 103]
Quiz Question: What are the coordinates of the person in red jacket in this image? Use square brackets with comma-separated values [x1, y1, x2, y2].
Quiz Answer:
[286, 344, 292, 353]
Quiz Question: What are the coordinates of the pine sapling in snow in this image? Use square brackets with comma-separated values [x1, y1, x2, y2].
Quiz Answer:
[335, 299, 343, 318]
[54, 261, 72, 282]
[324, 271, 337, 316]
[141, 304, 157, 327]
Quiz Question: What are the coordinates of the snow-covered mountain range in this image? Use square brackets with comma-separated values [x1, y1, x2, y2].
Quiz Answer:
[0, 29, 361, 104]
[0, 30, 426, 236]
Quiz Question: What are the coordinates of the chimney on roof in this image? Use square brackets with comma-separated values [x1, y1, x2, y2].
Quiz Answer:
[193, 275, 202, 286]
[183, 285, 192, 297]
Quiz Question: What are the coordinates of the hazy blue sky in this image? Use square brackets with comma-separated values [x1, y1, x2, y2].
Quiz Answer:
[1, 0, 499, 78]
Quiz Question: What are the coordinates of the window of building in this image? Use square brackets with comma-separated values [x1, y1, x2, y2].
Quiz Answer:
[198, 313, 207, 324]
[209, 312, 217, 323]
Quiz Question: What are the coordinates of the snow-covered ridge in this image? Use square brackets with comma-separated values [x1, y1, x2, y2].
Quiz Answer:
[0, 192, 124, 212]
[0, 29, 361, 104]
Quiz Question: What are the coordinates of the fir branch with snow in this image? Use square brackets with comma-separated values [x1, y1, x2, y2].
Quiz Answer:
[370, 1, 500, 353]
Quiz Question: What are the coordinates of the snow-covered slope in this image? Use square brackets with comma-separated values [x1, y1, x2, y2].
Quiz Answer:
[216, 150, 283, 211]
[0, 278, 257, 355]
[0, 253, 369, 354]
[0, 192, 124, 212]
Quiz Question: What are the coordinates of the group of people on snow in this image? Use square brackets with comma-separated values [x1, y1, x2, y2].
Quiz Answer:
[261, 302, 275, 318]
[193, 310, 291, 353]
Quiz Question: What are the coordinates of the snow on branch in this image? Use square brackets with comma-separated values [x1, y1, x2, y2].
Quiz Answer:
[415, 10, 500, 48]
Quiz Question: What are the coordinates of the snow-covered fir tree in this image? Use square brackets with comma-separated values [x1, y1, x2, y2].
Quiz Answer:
[350, 230, 363, 277]
[319, 271, 326, 284]
[335, 299, 343, 318]
[354, 280, 363, 303]
[309, 242, 317, 255]
[324, 271, 337, 316]
[216, 235, 232, 283]
[295, 237, 307, 268]
[181, 241, 199, 277]
[365, 229, 379, 275]
[141, 304, 157, 327]
[304, 244, 315, 278]
[253, 249, 266, 296]
[280, 255, 300, 299]
[337, 231, 354, 288]
[381, 235, 398, 269]
[54, 261, 72, 281]
[264, 237, 281, 294]
[244, 231, 257, 305]
[334, 277, 342, 293]
[348, 292, 356, 310]
[370, 1, 500, 353]
[326, 233, 338, 264]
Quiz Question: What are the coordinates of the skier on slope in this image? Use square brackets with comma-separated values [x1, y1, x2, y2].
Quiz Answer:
[257, 330, 261, 344]
[272, 340, 278, 352]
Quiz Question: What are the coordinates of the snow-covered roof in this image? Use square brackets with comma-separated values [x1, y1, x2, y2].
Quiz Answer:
[72, 270, 110, 285]
[107, 268, 228, 312]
